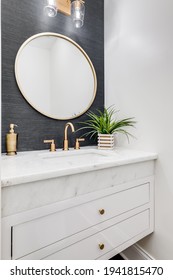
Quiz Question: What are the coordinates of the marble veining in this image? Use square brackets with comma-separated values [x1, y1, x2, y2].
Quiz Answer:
[1, 147, 157, 188]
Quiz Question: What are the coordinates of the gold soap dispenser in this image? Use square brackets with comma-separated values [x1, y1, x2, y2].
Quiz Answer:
[6, 124, 18, 155]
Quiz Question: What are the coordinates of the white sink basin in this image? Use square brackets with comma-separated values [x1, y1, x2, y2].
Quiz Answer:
[39, 149, 114, 165]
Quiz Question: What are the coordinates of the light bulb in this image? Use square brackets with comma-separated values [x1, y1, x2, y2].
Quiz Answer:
[71, 0, 85, 28]
[44, 0, 57, 17]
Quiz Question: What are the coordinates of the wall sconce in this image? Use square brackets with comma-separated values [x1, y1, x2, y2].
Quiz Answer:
[44, 0, 85, 28]
[71, 0, 85, 28]
[44, 0, 58, 17]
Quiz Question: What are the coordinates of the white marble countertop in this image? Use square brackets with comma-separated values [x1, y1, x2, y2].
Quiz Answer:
[1, 146, 157, 188]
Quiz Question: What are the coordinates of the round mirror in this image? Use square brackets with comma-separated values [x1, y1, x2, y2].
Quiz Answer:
[15, 33, 97, 120]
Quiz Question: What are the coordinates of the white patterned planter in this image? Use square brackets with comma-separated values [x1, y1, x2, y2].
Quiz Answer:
[98, 134, 114, 150]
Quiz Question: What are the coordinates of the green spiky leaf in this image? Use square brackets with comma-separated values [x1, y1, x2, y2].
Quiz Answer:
[77, 106, 136, 141]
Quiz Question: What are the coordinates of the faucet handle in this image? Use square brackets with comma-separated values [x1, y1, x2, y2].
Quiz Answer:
[74, 138, 85, 150]
[44, 139, 56, 152]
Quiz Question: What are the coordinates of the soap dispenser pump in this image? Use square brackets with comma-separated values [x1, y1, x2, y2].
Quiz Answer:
[6, 124, 18, 155]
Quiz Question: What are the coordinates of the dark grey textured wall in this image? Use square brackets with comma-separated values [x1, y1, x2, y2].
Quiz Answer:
[1, 0, 104, 152]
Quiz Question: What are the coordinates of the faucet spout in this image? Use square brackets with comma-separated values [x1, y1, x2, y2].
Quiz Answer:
[63, 122, 75, 151]
[64, 122, 75, 140]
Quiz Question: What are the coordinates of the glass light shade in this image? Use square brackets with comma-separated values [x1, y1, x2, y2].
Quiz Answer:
[71, 0, 85, 28]
[44, 0, 57, 17]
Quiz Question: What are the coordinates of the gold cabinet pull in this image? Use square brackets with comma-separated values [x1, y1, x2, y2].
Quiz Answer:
[99, 243, 105, 250]
[99, 209, 105, 215]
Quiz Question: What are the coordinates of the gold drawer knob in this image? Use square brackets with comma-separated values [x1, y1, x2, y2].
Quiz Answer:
[99, 209, 105, 215]
[99, 243, 105, 250]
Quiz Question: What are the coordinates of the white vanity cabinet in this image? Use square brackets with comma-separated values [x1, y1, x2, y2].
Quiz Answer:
[1, 148, 156, 260]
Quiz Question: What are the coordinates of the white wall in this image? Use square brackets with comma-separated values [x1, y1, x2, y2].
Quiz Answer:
[17, 45, 51, 114]
[105, 0, 173, 259]
[0, 0, 2, 259]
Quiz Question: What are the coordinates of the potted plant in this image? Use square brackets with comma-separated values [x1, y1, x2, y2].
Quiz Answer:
[78, 106, 136, 149]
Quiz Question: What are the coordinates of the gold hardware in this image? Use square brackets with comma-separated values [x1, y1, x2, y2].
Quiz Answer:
[45, 1, 85, 17]
[55, 0, 71, 16]
[99, 243, 105, 250]
[6, 124, 18, 156]
[44, 139, 56, 152]
[74, 138, 85, 149]
[15, 33, 97, 121]
[63, 122, 75, 151]
[99, 209, 105, 215]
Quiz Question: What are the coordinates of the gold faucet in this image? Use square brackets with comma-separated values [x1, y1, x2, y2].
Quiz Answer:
[74, 138, 85, 150]
[43, 139, 56, 152]
[63, 122, 75, 151]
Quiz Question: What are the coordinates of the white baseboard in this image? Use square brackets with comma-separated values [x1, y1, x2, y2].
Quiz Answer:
[120, 244, 154, 260]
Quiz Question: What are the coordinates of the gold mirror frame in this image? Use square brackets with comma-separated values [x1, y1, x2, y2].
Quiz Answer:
[15, 32, 97, 120]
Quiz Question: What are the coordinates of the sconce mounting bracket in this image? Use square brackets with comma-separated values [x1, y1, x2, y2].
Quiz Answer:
[56, 0, 71, 16]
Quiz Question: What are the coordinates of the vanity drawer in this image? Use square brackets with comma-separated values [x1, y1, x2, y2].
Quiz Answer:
[43, 210, 149, 260]
[12, 183, 150, 259]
